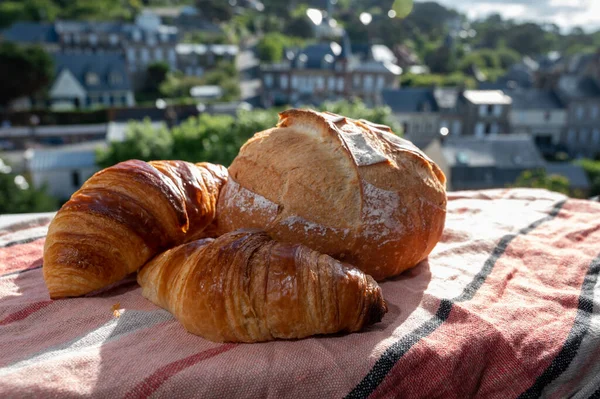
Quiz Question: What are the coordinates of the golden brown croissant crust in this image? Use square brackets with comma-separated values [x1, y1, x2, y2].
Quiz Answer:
[43, 160, 228, 299]
[137, 229, 387, 343]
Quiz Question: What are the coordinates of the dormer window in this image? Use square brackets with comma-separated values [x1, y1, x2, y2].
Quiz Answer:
[86, 72, 99, 86]
[132, 30, 141, 42]
[110, 72, 123, 86]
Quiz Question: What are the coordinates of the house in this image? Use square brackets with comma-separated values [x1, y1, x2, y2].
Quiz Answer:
[49, 53, 135, 110]
[260, 37, 401, 107]
[382, 88, 439, 149]
[505, 88, 567, 155]
[176, 44, 238, 77]
[1, 22, 59, 52]
[555, 75, 600, 158]
[424, 135, 545, 191]
[26, 141, 105, 201]
[461, 90, 512, 137]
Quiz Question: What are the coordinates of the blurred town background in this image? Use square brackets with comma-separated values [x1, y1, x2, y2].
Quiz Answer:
[1, 0, 600, 213]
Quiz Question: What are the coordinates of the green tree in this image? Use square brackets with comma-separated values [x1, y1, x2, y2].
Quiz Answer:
[0, 158, 58, 213]
[513, 169, 571, 196]
[96, 119, 173, 168]
[576, 159, 600, 197]
[144, 62, 170, 96]
[0, 42, 54, 107]
[256, 33, 288, 62]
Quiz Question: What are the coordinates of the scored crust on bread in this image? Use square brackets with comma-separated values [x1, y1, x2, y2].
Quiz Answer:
[216, 109, 447, 281]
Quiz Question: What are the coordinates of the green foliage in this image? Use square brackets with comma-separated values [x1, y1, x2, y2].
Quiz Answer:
[0, 158, 58, 213]
[496, 47, 521, 69]
[257, 33, 306, 63]
[513, 169, 571, 196]
[576, 159, 600, 197]
[97, 101, 399, 168]
[158, 61, 239, 101]
[96, 119, 173, 168]
[0, 42, 54, 106]
[401, 72, 477, 89]
[424, 45, 457, 74]
[182, 31, 229, 45]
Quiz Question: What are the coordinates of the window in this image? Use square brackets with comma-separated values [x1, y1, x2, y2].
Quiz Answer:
[88, 34, 98, 46]
[185, 66, 193, 76]
[475, 122, 485, 138]
[484, 123, 491, 135]
[402, 122, 408, 134]
[147, 34, 156, 46]
[364, 75, 373, 91]
[576, 105, 585, 120]
[154, 48, 163, 61]
[353, 75, 361, 89]
[316, 76, 324, 90]
[592, 105, 599, 119]
[580, 128, 589, 143]
[487, 104, 494, 115]
[328, 76, 335, 90]
[568, 128, 576, 143]
[291, 75, 298, 89]
[264, 74, 273, 88]
[479, 105, 487, 117]
[64, 34, 72, 44]
[132, 30, 141, 42]
[73, 34, 80, 44]
[490, 122, 499, 135]
[337, 77, 344, 92]
[593, 129, 600, 144]
[168, 49, 176, 62]
[109, 34, 118, 45]
[493, 105, 502, 117]
[85, 72, 99, 86]
[452, 120, 462, 136]
[141, 48, 150, 64]
[72, 171, 80, 188]
[126, 48, 136, 62]
[160, 33, 168, 42]
[376, 75, 385, 89]
[109, 72, 123, 86]
[280, 75, 288, 89]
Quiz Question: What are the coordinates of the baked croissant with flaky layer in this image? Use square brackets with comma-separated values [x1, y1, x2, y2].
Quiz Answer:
[43, 160, 228, 299]
[137, 229, 388, 343]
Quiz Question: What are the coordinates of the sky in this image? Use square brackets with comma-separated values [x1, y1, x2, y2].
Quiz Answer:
[421, 0, 600, 31]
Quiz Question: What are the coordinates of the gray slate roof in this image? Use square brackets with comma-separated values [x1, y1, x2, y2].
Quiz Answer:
[2, 22, 58, 43]
[557, 75, 600, 100]
[53, 53, 131, 92]
[382, 88, 438, 113]
[442, 135, 545, 169]
[545, 163, 590, 190]
[505, 89, 565, 110]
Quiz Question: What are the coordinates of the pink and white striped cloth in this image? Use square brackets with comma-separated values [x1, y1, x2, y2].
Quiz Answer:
[1, 188, 600, 398]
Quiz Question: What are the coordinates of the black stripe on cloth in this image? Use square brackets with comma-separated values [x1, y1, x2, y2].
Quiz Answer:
[346, 200, 566, 399]
[517, 255, 600, 399]
[0, 235, 46, 248]
[1, 265, 43, 278]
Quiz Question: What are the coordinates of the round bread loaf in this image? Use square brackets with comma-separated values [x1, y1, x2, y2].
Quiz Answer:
[215, 109, 447, 281]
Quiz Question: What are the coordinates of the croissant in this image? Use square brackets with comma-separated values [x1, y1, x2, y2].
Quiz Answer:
[137, 229, 388, 343]
[43, 160, 228, 299]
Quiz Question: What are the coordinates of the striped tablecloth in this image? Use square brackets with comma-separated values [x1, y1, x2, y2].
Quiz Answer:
[1, 188, 600, 398]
